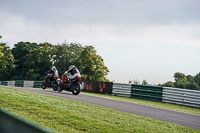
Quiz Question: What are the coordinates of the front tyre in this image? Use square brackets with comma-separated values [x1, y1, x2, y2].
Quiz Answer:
[72, 82, 81, 95]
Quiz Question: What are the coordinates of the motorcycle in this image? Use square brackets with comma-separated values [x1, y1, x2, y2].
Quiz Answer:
[57, 74, 84, 95]
[42, 73, 60, 91]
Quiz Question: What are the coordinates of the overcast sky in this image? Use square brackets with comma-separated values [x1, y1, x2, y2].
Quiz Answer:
[0, 0, 199, 84]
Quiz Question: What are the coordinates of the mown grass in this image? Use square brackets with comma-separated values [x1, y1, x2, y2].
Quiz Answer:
[0, 86, 199, 133]
[80, 92, 200, 115]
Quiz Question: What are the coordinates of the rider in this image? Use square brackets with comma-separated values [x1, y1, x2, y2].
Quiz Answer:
[63, 65, 81, 86]
[45, 66, 58, 85]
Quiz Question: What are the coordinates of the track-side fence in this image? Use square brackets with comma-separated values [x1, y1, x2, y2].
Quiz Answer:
[162, 87, 200, 108]
[0, 80, 43, 88]
[112, 83, 200, 108]
[112, 83, 131, 97]
[0, 81, 200, 107]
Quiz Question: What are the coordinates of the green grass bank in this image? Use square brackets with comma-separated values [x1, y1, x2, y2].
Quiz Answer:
[0, 86, 199, 133]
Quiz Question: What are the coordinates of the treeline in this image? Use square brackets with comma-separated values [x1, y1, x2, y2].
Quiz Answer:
[0, 41, 109, 82]
[129, 72, 200, 90]
[159, 72, 200, 90]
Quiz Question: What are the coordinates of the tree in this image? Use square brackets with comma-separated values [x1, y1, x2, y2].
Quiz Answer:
[27, 42, 54, 80]
[142, 79, 148, 85]
[174, 72, 186, 82]
[0, 43, 14, 80]
[185, 82, 199, 90]
[0, 43, 4, 61]
[53, 43, 69, 76]
[53, 43, 109, 82]
[0, 36, 4, 61]
[175, 78, 189, 88]
[11, 42, 38, 79]
[186, 75, 194, 83]
[174, 72, 188, 88]
[194, 72, 200, 87]
[11, 42, 54, 80]
[160, 72, 200, 90]
[78, 45, 109, 81]
[53, 42, 83, 76]
[160, 81, 175, 87]
[133, 79, 140, 84]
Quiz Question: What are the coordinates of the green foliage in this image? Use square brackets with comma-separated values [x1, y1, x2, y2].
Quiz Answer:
[0, 41, 4, 61]
[174, 78, 188, 88]
[161, 72, 200, 90]
[0, 43, 14, 80]
[11, 42, 54, 80]
[142, 79, 148, 85]
[160, 81, 175, 87]
[133, 79, 140, 84]
[186, 75, 194, 83]
[11, 42, 38, 79]
[0, 46, 4, 60]
[185, 82, 199, 90]
[174, 72, 186, 82]
[129, 79, 148, 85]
[33, 42, 54, 80]
[53, 42, 84, 76]
[78, 46, 109, 81]
[1, 41, 110, 82]
[194, 72, 200, 87]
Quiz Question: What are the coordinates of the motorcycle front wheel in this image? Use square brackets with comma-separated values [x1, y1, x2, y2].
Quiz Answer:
[72, 82, 81, 95]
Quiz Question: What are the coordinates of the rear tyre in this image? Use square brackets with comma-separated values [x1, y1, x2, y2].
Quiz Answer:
[42, 82, 46, 90]
[53, 80, 59, 91]
[53, 83, 57, 91]
[72, 83, 81, 95]
[57, 83, 63, 92]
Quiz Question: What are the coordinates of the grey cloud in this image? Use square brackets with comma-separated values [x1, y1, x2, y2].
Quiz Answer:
[0, 0, 200, 26]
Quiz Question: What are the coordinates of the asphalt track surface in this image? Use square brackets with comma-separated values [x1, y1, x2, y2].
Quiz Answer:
[3, 86, 200, 130]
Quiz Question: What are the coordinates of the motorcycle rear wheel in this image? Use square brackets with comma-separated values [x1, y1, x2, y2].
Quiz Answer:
[57, 83, 63, 92]
[42, 82, 46, 90]
[53, 84, 57, 91]
[72, 83, 81, 95]
[53, 81, 58, 91]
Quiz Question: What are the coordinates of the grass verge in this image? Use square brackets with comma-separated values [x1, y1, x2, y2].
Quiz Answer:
[80, 92, 200, 115]
[0, 86, 199, 133]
